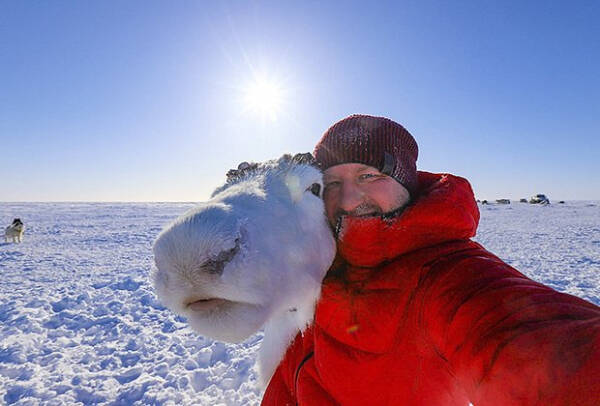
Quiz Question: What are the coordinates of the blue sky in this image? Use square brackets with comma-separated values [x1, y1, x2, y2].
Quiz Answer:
[1, 1, 599, 201]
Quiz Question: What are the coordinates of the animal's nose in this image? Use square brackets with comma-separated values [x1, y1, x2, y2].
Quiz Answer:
[153, 203, 245, 278]
[201, 238, 241, 275]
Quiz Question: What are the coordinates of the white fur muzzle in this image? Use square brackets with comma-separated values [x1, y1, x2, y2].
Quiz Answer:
[152, 156, 336, 384]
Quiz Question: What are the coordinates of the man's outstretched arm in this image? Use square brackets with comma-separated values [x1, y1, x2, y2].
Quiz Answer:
[423, 248, 600, 405]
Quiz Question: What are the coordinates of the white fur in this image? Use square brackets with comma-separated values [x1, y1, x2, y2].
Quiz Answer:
[152, 157, 336, 385]
[5, 223, 25, 243]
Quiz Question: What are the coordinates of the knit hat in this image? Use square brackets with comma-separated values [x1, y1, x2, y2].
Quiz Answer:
[314, 114, 419, 195]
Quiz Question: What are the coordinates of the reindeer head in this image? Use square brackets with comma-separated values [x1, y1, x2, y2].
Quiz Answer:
[152, 154, 336, 342]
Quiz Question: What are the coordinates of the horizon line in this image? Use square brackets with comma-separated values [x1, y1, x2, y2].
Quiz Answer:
[1, 199, 599, 204]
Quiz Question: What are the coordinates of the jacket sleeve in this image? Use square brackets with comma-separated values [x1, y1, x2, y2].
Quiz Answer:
[422, 247, 600, 406]
[261, 365, 297, 406]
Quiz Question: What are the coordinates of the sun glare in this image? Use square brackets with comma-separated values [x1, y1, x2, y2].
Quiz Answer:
[242, 76, 284, 121]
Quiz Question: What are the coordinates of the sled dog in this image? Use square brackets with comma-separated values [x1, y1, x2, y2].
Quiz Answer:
[5, 218, 25, 243]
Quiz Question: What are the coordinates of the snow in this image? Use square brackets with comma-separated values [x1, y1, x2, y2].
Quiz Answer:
[474, 201, 600, 306]
[1, 201, 599, 405]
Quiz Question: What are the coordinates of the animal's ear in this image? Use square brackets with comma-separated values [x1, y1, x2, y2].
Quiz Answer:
[226, 161, 259, 181]
[291, 153, 316, 166]
[278, 154, 293, 163]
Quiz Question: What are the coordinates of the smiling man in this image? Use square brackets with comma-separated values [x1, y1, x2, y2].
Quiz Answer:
[322, 162, 411, 227]
[261, 115, 600, 406]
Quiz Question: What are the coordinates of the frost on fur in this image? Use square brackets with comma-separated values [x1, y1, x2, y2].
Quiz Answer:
[152, 153, 336, 385]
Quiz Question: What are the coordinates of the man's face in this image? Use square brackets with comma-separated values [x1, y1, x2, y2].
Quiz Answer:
[322, 163, 411, 227]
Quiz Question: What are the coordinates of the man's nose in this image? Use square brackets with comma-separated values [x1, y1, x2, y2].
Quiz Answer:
[338, 182, 364, 212]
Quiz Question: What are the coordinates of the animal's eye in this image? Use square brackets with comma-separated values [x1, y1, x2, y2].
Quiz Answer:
[308, 183, 321, 197]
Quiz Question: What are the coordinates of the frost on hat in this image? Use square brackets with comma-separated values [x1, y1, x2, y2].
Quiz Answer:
[313, 114, 419, 194]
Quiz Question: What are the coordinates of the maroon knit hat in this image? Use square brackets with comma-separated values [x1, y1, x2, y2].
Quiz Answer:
[314, 114, 419, 195]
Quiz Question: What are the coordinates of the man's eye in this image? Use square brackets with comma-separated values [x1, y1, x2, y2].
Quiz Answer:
[324, 181, 340, 189]
[359, 173, 379, 181]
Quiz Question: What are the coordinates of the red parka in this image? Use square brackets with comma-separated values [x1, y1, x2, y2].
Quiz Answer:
[262, 172, 600, 406]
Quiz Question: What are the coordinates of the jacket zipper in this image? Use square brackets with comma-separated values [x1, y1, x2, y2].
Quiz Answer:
[294, 351, 314, 405]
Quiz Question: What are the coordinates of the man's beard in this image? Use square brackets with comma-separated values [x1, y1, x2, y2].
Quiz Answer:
[331, 200, 410, 238]
[333, 203, 382, 223]
[331, 203, 382, 237]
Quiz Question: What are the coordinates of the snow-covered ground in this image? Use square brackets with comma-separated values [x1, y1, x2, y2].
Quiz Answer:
[1, 201, 599, 405]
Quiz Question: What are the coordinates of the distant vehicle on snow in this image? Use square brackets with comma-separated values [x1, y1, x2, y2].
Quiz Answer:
[530, 194, 550, 205]
[496, 199, 511, 205]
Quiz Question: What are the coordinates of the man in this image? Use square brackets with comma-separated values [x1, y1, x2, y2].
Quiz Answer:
[262, 115, 599, 405]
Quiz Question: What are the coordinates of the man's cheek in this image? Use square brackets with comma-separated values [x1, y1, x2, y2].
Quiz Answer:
[323, 195, 337, 223]
[326, 210, 337, 228]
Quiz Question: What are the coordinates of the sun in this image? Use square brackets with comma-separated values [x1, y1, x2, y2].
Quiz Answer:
[242, 75, 284, 121]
